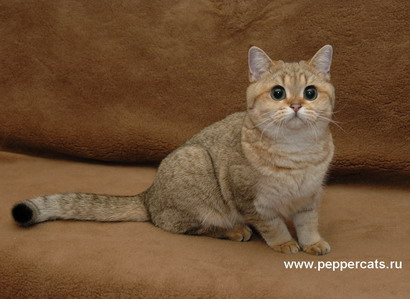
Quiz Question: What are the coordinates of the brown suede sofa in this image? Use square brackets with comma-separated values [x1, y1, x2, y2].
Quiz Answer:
[1, 1, 409, 298]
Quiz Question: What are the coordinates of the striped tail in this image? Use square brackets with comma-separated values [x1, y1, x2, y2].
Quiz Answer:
[11, 192, 149, 226]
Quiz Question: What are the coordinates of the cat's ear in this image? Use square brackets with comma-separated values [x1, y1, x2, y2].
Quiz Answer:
[248, 46, 274, 82]
[309, 45, 333, 77]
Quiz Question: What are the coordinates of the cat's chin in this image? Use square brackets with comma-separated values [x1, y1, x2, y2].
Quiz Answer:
[285, 116, 306, 130]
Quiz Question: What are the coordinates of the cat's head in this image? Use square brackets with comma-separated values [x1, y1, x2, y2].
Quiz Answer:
[246, 45, 335, 137]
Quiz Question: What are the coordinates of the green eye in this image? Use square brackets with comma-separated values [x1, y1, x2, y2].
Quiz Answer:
[271, 86, 286, 101]
[304, 86, 318, 101]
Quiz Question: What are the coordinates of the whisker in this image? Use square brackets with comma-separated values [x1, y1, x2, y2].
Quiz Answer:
[277, 118, 286, 140]
[319, 116, 343, 125]
[332, 103, 348, 115]
[316, 114, 340, 123]
[260, 111, 275, 117]
[307, 121, 319, 143]
[313, 122, 320, 143]
[303, 109, 345, 132]
[313, 108, 337, 116]
[316, 115, 346, 132]
[311, 109, 344, 125]
[253, 117, 273, 129]
[259, 119, 276, 142]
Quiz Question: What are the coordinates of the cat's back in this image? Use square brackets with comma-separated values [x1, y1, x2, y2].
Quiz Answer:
[185, 112, 246, 151]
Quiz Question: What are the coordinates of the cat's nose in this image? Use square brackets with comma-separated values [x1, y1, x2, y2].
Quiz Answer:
[290, 103, 301, 113]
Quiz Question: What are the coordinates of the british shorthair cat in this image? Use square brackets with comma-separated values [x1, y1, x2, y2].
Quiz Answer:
[12, 45, 335, 255]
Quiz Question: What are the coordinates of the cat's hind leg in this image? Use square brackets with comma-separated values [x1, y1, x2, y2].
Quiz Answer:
[194, 224, 253, 242]
[146, 145, 239, 238]
[151, 210, 253, 242]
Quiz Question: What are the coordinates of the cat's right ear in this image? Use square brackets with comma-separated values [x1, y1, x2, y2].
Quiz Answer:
[248, 47, 273, 82]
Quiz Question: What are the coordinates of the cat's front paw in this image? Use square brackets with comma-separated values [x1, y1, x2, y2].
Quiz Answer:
[272, 240, 300, 254]
[302, 240, 331, 255]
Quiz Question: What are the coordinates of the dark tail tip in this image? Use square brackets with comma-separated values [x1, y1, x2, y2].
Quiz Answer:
[12, 203, 34, 226]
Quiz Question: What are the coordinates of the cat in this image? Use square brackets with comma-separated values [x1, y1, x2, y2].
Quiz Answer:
[12, 45, 335, 255]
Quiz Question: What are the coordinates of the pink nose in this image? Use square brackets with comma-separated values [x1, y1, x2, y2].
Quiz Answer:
[291, 103, 301, 113]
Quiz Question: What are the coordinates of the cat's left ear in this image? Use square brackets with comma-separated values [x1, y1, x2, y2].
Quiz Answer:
[309, 45, 333, 78]
[248, 46, 274, 82]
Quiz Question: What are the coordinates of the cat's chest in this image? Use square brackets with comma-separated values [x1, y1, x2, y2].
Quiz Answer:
[259, 168, 321, 198]
[254, 167, 323, 219]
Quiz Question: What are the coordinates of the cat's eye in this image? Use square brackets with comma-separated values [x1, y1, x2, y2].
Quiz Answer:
[271, 86, 286, 101]
[304, 86, 318, 101]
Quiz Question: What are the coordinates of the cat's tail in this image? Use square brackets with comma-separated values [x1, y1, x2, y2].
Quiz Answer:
[11, 192, 149, 226]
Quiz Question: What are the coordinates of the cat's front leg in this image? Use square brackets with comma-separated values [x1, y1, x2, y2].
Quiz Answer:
[293, 201, 330, 256]
[248, 215, 300, 254]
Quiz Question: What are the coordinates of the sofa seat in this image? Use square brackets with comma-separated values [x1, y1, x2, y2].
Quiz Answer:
[0, 151, 408, 298]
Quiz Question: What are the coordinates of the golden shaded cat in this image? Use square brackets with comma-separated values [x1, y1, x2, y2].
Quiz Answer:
[12, 45, 335, 255]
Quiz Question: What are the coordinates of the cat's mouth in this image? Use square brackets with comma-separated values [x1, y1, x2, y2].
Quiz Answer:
[289, 114, 304, 122]
[285, 111, 308, 128]
[288, 110, 302, 120]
